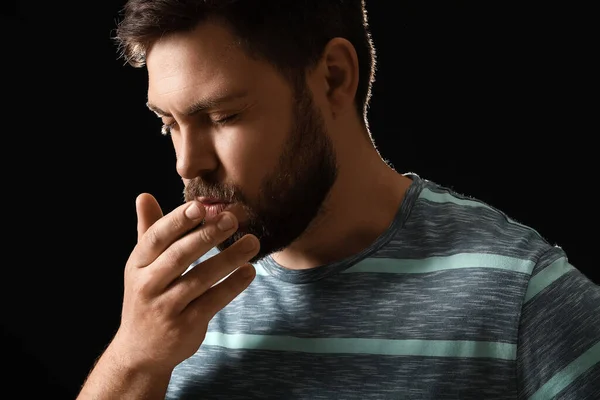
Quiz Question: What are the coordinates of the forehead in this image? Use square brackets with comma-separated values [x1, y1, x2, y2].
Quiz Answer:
[145, 21, 255, 102]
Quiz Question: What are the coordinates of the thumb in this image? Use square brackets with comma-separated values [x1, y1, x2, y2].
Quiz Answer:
[135, 193, 164, 242]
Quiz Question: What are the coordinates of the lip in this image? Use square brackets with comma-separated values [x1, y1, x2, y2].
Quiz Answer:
[197, 196, 229, 204]
[200, 202, 232, 221]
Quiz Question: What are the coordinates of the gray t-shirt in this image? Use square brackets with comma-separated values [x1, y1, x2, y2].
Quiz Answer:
[166, 174, 600, 399]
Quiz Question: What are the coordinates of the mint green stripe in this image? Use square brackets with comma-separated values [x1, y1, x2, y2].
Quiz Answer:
[203, 333, 517, 360]
[524, 257, 573, 303]
[419, 188, 544, 236]
[420, 188, 488, 208]
[253, 264, 269, 276]
[345, 253, 535, 275]
[529, 341, 600, 400]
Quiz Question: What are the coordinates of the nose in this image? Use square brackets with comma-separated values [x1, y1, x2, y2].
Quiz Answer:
[174, 128, 218, 180]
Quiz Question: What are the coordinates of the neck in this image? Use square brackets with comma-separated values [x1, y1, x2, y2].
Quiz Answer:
[271, 128, 413, 270]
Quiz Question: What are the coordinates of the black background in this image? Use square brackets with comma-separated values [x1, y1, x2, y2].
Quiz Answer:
[2, 1, 597, 398]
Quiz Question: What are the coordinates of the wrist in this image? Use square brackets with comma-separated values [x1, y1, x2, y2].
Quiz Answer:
[104, 337, 174, 381]
[77, 340, 173, 400]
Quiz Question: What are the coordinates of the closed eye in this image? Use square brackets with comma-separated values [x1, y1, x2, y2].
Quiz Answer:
[213, 113, 239, 125]
[160, 113, 240, 136]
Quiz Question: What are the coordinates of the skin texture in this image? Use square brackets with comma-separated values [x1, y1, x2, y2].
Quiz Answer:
[77, 195, 259, 400]
[77, 18, 413, 399]
[147, 19, 413, 270]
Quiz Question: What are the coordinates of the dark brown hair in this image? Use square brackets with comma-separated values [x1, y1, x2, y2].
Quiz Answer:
[114, 0, 377, 121]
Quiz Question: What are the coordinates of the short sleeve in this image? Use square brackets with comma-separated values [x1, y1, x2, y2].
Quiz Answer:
[517, 248, 600, 399]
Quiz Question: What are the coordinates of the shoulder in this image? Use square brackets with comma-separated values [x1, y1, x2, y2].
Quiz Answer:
[395, 176, 553, 266]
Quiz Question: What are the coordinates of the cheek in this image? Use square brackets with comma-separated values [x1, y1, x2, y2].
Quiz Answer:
[215, 123, 285, 195]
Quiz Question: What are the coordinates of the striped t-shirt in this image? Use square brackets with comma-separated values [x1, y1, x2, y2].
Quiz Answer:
[166, 173, 600, 399]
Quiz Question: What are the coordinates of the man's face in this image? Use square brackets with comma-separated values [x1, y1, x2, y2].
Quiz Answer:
[146, 20, 338, 262]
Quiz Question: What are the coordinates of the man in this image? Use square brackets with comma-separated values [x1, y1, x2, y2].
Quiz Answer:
[78, 1, 599, 399]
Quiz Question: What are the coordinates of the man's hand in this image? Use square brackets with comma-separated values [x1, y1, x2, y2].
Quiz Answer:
[77, 193, 258, 399]
[115, 192, 258, 372]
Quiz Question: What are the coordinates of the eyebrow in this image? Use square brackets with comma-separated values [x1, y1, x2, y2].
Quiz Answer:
[146, 90, 249, 118]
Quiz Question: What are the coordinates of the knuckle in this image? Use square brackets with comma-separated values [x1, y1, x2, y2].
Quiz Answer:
[170, 213, 187, 232]
[184, 303, 210, 327]
[171, 280, 197, 309]
[128, 270, 160, 299]
[146, 227, 162, 248]
[164, 246, 187, 268]
[172, 276, 193, 296]
[151, 297, 173, 318]
[130, 278, 151, 298]
[197, 226, 218, 244]
[170, 294, 188, 313]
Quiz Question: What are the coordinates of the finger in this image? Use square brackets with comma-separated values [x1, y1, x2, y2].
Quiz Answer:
[184, 264, 256, 324]
[146, 212, 242, 292]
[165, 234, 260, 312]
[131, 200, 206, 268]
[136, 193, 164, 243]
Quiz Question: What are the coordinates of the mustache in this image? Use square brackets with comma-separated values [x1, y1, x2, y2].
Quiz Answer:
[183, 178, 238, 202]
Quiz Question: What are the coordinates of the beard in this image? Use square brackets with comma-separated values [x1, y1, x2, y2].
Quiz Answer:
[184, 80, 338, 263]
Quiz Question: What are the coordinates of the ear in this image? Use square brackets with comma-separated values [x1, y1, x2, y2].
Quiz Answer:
[319, 37, 360, 118]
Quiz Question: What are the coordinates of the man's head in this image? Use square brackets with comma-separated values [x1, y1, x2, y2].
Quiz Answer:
[114, 0, 378, 262]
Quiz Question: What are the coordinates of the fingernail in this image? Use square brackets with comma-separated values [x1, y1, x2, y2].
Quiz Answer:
[241, 265, 255, 278]
[239, 237, 256, 252]
[185, 202, 202, 220]
[217, 214, 235, 230]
